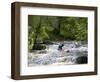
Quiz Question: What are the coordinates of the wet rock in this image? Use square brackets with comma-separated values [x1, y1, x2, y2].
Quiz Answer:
[66, 50, 70, 53]
[32, 44, 46, 50]
[75, 56, 87, 64]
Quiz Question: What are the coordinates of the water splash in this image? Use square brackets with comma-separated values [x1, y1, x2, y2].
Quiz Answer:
[28, 41, 88, 66]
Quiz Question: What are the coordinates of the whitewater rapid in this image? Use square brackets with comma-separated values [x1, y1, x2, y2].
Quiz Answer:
[28, 41, 88, 66]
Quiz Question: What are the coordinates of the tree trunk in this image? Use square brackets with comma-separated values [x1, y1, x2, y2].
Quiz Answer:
[33, 18, 41, 47]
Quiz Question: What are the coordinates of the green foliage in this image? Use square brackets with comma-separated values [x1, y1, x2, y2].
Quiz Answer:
[28, 15, 88, 51]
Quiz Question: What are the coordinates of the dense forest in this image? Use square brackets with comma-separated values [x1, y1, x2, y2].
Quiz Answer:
[28, 15, 88, 51]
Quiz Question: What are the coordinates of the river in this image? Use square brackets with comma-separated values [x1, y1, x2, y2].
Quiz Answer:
[28, 41, 88, 66]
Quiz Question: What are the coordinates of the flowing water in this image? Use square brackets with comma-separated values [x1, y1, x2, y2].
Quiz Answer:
[28, 41, 88, 66]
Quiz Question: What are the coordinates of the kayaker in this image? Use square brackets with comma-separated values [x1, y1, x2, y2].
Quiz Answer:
[58, 43, 64, 51]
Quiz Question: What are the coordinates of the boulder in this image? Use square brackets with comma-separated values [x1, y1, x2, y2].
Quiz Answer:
[75, 56, 87, 64]
[32, 44, 46, 50]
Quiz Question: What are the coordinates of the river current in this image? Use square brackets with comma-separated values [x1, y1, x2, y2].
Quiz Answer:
[28, 41, 88, 66]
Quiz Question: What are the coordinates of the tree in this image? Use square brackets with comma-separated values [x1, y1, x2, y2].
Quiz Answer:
[28, 15, 88, 51]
